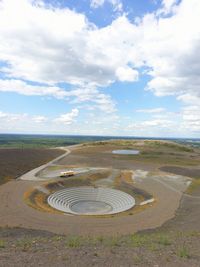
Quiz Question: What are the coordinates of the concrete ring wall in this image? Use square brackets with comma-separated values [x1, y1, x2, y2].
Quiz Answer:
[47, 187, 135, 215]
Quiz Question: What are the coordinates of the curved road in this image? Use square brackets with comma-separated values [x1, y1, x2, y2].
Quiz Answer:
[20, 147, 71, 181]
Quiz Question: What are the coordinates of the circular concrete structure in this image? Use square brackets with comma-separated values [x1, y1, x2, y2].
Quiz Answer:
[112, 149, 140, 155]
[47, 187, 135, 215]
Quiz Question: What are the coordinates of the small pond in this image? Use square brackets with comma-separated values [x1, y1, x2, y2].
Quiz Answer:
[112, 149, 140, 155]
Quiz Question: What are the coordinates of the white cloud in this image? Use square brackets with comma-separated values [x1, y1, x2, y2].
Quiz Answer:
[136, 108, 166, 113]
[177, 94, 200, 106]
[126, 118, 177, 137]
[0, 1, 137, 115]
[90, 0, 123, 12]
[54, 108, 79, 124]
[1, 0, 198, 107]
[0, 79, 67, 98]
[0, 111, 48, 125]
[0, 0, 200, 136]
[0, 79, 116, 113]
[0, 109, 80, 133]
[161, 0, 179, 13]
[181, 105, 200, 132]
[32, 115, 47, 123]
[142, 0, 200, 106]
[142, 119, 174, 127]
[116, 67, 138, 82]
[126, 104, 200, 136]
[0, 0, 129, 87]
[90, 0, 105, 8]
[0, 111, 28, 123]
[0, 111, 7, 119]
[0, 111, 27, 130]
[0, 0, 195, 106]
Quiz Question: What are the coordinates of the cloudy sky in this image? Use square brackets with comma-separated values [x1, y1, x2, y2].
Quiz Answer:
[0, 0, 199, 137]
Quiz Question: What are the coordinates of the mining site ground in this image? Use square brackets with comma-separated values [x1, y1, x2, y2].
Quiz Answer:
[0, 148, 64, 185]
[0, 140, 200, 267]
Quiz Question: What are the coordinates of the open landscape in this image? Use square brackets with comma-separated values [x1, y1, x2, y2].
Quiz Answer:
[0, 138, 200, 266]
[1, 0, 200, 266]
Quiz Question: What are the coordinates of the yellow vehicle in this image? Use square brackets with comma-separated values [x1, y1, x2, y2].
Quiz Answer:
[60, 170, 75, 177]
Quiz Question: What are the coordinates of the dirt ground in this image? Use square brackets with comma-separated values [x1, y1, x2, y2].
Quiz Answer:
[0, 141, 200, 267]
[57, 145, 159, 170]
[0, 148, 64, 184]
[57, 143, 200, 170]
[0, 174, 183, 236]
[159, 166, 200, 179]
[0, 203, 200, 267]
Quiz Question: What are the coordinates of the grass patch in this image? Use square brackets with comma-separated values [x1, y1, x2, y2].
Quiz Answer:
[87, 170, 111, 181]
[95, 236, 104, 243]
[129, 233, 172, 249]
[103, 236, 121, 247]
[16, 238, 33, 251]
[0, 240, 5, 248]
[177, 246, 191, 258]
[0, 176, 13, 185]
[130, 234, 149, 247]
[65, 235, 122, 248]
[186, 178, 200, 194]
[113, 151, 199, 166]
[66, 236, 82, 248]
[155, 234, 172, 246]
[23, 189, 61, 214]
[145, 141, 194, 153]
[133, 255, 144, 265]
[51, 236, 64, 242]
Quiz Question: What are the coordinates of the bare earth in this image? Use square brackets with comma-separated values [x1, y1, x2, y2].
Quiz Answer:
[0, 175, 182, 236]
[0, 141, 200, 267]
[0, 144, 192, 236]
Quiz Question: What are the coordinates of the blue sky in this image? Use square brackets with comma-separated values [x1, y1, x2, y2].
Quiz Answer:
[0, 0, 199, 137]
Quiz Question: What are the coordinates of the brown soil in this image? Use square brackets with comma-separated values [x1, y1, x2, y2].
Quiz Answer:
[57, 145, 158, 170]
[57, 144, 200, 170]
[0, 148, 64, 185]
[0, 175, 181, 236]
[0, 224, 200, 267]
[0, 142, 200, 266]
[160, 166, 200, 179]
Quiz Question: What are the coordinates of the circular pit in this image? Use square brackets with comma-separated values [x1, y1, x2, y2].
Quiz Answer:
[47, 187, 135, 215]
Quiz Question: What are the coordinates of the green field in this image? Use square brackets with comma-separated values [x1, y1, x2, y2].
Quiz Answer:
[0, 134, 199, 149]
[0, 134, 108, 148]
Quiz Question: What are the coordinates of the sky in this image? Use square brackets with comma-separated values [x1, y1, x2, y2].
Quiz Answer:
[0, 0, 199, 137]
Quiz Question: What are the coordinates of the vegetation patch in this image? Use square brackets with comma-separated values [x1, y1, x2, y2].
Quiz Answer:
[186, 178, 200, 194]
[23, 188, 61, 214]
[176, 246, 191, 258]
[0, 239, 5, 248]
